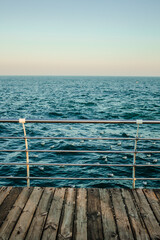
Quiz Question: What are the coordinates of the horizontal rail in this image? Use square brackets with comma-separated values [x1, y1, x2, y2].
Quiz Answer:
[0, 176, 160, 180]
[0, 136, 160, 141]
[0, 119, 159, 188]
[0, 149, 160, 153]
[0, 162, 160, 167]
[0, 119, 160, 124]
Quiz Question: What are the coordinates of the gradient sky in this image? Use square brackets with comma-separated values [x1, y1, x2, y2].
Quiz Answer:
[0, 0, 160, 76]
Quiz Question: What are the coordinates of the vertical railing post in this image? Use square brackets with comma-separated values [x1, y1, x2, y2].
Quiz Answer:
[19, 118, 30, 187]
[132, 120, 143, 189]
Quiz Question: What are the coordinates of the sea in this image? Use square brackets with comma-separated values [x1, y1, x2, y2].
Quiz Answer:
[0, 76, 160, 188]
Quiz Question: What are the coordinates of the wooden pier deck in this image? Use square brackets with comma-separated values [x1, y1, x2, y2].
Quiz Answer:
[0, 187, 160, 240]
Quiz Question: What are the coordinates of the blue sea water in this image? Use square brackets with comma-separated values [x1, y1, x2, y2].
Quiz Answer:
[0, 76, 160, 188]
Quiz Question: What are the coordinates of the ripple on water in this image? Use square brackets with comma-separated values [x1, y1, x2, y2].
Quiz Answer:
[0, 76, 160, 188]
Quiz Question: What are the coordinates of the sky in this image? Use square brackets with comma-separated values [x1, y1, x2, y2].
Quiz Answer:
[0, 0, 160, 76]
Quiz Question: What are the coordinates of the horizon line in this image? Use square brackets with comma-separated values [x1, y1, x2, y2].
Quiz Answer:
[0, 75, 160, 77]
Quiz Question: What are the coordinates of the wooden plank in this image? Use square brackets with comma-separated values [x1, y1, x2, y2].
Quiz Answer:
[0, 186, 6, 192]
[74, 188, 87, 240]
[87, 188, 103, 240]
[111, 189, 134, 240]
[10, 187, 43, 240]
[0, 186, 12, 206]
[133, 189, 160, 239]
[26, 187, 54, 240]
[57, 188, 76, 240]
[121, 189, 149, 240]
[143, 189, 160, 224]
[42, 188, 66, 240]
[0, 187, 22, 227]
[0, 187, 33, 239]
[154, 189, 160, 202]
[99, 189, 117, 240]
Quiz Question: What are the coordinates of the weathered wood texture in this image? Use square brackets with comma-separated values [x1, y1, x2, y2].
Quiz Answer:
[0, 187, 159, 240]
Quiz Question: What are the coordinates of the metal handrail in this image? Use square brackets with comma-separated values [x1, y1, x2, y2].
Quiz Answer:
[0, 119, 160, 188]
[0, 119, 160, 123]
[0, 137, 160, 140]
[0, 176, 160, 180]
[0, 150, 160, 153]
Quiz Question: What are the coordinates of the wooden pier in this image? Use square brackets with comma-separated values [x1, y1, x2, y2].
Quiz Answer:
[0, 187, 160, 240]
